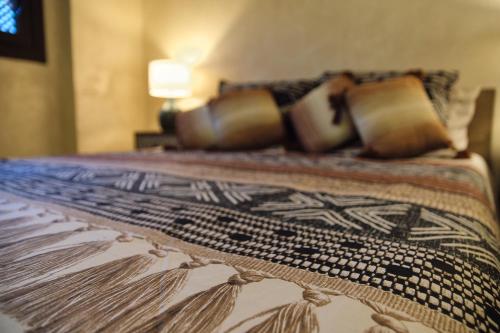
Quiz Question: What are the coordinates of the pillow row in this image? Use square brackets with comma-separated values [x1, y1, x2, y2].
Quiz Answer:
[220, 70, 461, 144]
[178, 70, 479, 158]
[218, 70, 481, 153]
[220, 70, 459, 120]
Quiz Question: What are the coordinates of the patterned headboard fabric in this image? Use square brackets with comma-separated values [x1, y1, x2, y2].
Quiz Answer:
[468, 89, 496, 165]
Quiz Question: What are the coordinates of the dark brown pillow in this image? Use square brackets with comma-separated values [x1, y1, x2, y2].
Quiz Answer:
[346, 76, 452, 158]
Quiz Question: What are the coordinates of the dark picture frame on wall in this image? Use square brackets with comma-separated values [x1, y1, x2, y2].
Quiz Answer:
[0, 0, 46, 63]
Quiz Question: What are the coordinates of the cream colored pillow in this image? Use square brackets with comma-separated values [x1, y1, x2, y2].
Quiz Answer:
[210, 89, 285, 150]
[445, 87, 480, 151]
[290, 75, 357, 152]
[346, 76, 452, 158]
[176, 105, 217, 149]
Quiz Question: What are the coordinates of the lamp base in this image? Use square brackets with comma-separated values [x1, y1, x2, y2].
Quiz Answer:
[159, 109, 179, 134]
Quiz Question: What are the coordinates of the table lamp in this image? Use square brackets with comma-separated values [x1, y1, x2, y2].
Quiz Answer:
[148, 59, 192, 133]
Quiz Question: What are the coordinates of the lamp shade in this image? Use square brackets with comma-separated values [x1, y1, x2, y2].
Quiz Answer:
[148, 60, 192, 98]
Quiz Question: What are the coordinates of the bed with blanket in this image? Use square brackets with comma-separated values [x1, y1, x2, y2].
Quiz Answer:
[0, 147, 497, 333]
[0, 77, 498, 332]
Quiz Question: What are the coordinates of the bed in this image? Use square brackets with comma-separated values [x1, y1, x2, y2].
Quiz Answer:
[0, 90, 498, 333]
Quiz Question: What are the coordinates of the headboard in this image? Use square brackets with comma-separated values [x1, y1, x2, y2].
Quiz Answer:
[468, 89, 496, 166]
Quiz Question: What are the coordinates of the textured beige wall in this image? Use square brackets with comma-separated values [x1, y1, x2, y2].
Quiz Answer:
[0, 0, 76, 157]
[143, 0, 500, 184]
[71, 0, 148, 153]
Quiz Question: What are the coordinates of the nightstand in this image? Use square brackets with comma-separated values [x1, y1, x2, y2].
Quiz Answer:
[135, 132, 179, 149]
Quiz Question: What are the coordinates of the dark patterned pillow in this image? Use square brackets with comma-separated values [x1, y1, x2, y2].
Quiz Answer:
[322, 70, 459, 123]
[218, 77, 323, 110]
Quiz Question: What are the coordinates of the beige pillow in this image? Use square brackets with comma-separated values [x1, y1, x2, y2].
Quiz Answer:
[346, 76, 452, 158]
[211, 89, 285, 150]
[445, 87, 481, 151]
[290, 74, 357, 152]
[176, 105, 217, 149]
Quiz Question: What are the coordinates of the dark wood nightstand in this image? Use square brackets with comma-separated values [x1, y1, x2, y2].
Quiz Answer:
[135, 132, 179, 149]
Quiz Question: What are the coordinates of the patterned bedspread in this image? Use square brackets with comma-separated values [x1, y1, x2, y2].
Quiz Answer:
[0, 149, 498, 333]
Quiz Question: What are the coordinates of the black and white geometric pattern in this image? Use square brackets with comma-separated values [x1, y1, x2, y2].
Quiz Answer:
[0, 160, 498, 333]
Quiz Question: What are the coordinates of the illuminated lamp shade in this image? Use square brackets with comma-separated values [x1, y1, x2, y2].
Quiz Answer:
[148, 59, 192, 134]
[148, 59, 192, 98]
